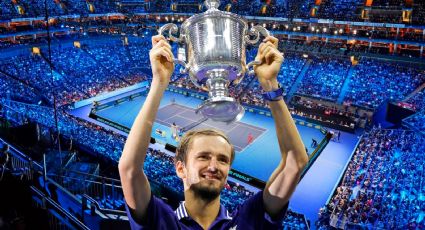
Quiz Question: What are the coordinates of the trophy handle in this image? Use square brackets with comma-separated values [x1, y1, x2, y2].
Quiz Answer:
[235, 26, 270, 81]
[244, 25, 270, 45]
[246, 60, 261, 76]
[158, 23, 184, 43]
[158, 23, 190, 73]
[175, 59, 190, 74]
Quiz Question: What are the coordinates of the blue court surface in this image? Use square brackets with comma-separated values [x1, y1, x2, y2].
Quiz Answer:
[70, 88, 360, 226]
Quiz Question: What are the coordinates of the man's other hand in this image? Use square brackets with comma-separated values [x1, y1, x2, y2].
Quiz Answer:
[150, 35, 175, 87]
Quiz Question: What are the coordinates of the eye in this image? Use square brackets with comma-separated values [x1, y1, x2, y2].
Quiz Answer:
[198, 155, 209, 160]
[218, 157, 230, 164]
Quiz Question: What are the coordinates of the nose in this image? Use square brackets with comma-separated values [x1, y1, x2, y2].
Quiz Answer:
[207, 158, 218, 172]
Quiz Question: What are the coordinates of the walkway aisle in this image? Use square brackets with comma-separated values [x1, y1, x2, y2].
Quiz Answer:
[288, 132, 360, 229]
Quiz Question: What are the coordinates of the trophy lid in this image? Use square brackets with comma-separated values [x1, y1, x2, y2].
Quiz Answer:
[181, 0, 246, 31]
[204, 0, 220, 10]
[196, 97, 245, 123]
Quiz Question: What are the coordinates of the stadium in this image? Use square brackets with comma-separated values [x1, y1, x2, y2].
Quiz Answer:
[0, 0, 424, 229]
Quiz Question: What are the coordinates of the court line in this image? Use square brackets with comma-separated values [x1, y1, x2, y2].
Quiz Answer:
[233, 123, 268, 153]
[167, 114, 201, 125]
[238, 123, 267, 132]
[243, 127, 268, 152]
[155, 104, 266, 152]
[156, 106, 190, 124]
[226, 124, 239, 133]
[226, 125, 245, 152]
[165, 104, 265, 132]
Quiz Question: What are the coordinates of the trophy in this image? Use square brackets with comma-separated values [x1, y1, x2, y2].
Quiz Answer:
[159, 0, 269, 123]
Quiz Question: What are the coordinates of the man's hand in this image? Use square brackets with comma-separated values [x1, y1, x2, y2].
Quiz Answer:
[253, 36, 283, 91]
[150, 35, 175, 88]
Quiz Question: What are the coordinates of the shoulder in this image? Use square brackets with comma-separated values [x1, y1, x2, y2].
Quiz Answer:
[231, 191, 288, 229]
[125, 194, 179, 230]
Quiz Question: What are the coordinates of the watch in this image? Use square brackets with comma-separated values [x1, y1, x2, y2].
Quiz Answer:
[262, 84, 284, 101]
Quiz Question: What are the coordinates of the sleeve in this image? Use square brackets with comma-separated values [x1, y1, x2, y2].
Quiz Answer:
[234, 191, 289, 229]
[124, 194, 178, 230]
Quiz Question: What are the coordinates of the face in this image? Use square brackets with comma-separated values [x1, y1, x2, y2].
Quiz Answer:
[177, 135, 232, 201]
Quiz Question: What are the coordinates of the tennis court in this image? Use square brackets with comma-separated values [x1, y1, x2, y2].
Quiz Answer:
[155, 103, 266, 152]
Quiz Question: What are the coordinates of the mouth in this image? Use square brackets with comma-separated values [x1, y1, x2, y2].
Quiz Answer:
[201, 174, 221, 181]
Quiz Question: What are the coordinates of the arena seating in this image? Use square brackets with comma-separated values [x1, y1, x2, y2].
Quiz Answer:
[0, 44, 148, 106]
[0, 71, 39, 104]
[318, 0, 362, 21]
[372, 0, 404, 7]
[318, 128, 425, 229]
[405, 90, 425, 112]
[0, 1, 20, 20]
[412, 2, 425, 24]
[344, 58, 425, 110]
[296, 56, 351, 101]
[403, 111, 425, 134]
[1, 0, 425, 24]
[285, 0, 316, 19]
[24, 0, 63, 17]
[283, 210, 310, 229]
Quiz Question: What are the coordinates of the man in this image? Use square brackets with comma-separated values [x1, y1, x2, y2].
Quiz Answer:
[119, 34, 309, 229]
[311, 138, 318, 148]
[247, 132, 254, 145]
[0, 144, 11, 180]
[171, 122, 179, 140]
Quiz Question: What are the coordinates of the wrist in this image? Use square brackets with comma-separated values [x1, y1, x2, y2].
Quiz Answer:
[262, 82, 284, 102]
[260, 79, 279, 92]
[151, 79, 169, 91]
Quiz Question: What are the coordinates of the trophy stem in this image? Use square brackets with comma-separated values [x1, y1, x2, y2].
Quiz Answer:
[196, 68, 244, 123]
[206, 69, 230, 99]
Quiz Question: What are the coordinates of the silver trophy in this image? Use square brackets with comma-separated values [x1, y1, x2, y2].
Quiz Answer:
[159, 0, 269, 122]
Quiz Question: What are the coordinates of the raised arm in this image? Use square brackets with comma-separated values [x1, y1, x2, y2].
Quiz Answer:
[254, 36, 309, 218]
[118, 35, 174, 221]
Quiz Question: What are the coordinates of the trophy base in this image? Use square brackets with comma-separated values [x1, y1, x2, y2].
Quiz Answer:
[196, 96, 245, 123]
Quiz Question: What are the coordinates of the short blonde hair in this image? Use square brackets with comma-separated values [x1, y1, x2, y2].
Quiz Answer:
[175, 129, 235, 164]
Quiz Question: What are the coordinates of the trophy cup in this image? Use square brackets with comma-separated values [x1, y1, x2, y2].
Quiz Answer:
[159, 0, 269, 122]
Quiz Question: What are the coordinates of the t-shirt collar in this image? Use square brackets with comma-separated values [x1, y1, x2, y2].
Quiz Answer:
[174, 201, 232, 221]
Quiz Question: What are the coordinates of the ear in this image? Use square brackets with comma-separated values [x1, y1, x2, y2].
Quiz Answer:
[175, 160, 186, 179]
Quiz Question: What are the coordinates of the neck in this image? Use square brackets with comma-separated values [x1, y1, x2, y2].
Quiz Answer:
[184, 190, 221, 230]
